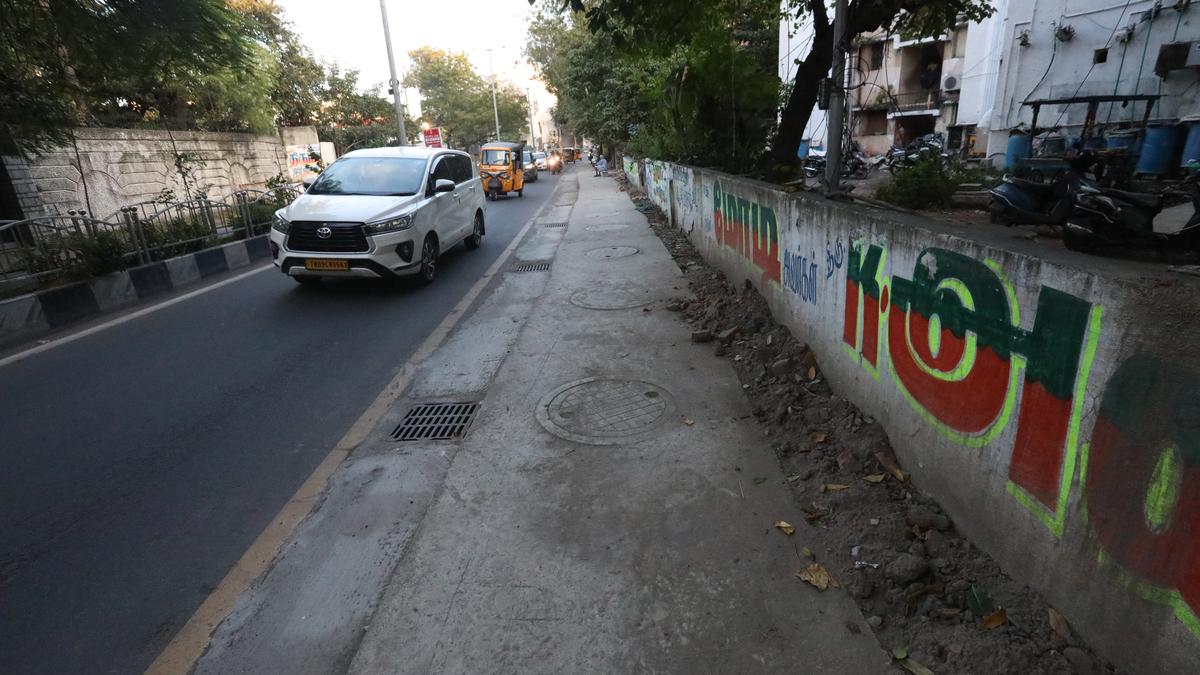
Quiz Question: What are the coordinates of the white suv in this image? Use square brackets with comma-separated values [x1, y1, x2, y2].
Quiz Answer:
[269, 146, 486, 285]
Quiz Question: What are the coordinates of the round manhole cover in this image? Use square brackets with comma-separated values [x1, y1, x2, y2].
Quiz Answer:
[585, 246, 639, 259]
[585, 222, 629, 232]
[537, 378, 676, 445]
[569, 286, 654, 310]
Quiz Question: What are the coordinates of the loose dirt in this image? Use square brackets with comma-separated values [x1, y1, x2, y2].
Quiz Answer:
[617, 174, 1121, 675]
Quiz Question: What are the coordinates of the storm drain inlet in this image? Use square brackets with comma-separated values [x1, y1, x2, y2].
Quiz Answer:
[543, 222, 568, 228]
[514, 261, 552, 272]
[391, 402, 480, 441]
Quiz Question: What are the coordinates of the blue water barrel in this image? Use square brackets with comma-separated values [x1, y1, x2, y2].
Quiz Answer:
[1107, 129, 1141, 152]
[796, 139, 810, 159]
[1082, 135, 1107, 150]
[1181, 120, 1200, 167]
[1006, 133, 1031, 170]
[1136, 124, 1183, 175]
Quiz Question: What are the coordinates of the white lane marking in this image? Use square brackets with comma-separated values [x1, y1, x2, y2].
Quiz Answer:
[146, 189, 558, 675]
[0, 265, 273, 370]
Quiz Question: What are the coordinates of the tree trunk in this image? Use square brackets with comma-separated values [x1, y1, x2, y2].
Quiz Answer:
[773, 16, 833, 167]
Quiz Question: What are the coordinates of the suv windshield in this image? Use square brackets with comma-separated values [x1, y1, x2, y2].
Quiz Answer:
[307, 157, 426, 196]
[481, 149, 510, 165]
[533, 152, 546, 160]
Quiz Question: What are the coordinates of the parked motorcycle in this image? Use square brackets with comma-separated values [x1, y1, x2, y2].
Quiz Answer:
[989, 153, 1108, 227]
[1063, 165, 1200, 259]
[802, 143, 872, 180]
[885, 134, 947, 173]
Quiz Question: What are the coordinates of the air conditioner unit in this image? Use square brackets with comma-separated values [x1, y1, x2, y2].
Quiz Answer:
[942, 57, 964, 91]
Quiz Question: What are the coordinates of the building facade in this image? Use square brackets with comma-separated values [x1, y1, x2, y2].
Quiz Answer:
[779, 0, 1200, 163]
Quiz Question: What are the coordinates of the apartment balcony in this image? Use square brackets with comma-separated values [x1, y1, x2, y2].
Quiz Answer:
[886, 89, 956, 117]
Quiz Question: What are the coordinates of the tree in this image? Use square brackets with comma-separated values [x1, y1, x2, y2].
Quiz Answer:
[526, 1, 778, 171]
[550, 0, 994, 167]
[316, 65, 416, 153]
[404, 47, 528, 148]
[0, 0, 259, 154]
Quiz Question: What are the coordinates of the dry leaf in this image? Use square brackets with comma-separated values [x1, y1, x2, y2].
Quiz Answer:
[822, 483, 851, 492]
[795, 562, 840, 590]
[807, 366, 817, 380]
[864, 473, 886, 483]
[785, 474, 803, 482]
[1047, 607, 1071, 640]
[983, 608, 1008, 629]
[773, 520, 795, 535]
[683, 419, 695, 426]
[810, 431, 828, 443]
[874, 450, 909, 482]
[802, 506, 828, 523]
[911, 524, 929, 541]
[898, 658, 936, 675]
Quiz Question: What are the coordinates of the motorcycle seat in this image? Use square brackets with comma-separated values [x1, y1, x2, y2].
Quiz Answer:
[1003, 177, 1058, 195]
[1101, 188, 1162, 211]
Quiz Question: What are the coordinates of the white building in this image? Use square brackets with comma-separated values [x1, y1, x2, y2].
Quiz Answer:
[778, 0, 1200, 163]
[983, 0, 1200, 160]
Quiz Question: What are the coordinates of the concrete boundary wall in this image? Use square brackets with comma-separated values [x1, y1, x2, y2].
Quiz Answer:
[0, 235, 271, 350]
[625, 157, 1200, 674]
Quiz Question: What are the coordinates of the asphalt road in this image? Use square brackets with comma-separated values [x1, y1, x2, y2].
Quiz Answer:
[0, 172, 560, 674]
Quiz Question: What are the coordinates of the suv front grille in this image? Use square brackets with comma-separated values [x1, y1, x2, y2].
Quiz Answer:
[287, 221, 369, 253]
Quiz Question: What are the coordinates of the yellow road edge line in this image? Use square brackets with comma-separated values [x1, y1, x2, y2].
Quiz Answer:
[146, 189, 556, 675]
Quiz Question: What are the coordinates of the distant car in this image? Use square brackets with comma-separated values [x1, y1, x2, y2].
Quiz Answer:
[533, 151, 548, 170]
[522, 149, 538, 183]
[269, 146, 485, 286]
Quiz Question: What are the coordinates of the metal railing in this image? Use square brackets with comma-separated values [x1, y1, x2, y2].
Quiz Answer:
[0, 184, 302, 292]
[890, 90, 945, 113]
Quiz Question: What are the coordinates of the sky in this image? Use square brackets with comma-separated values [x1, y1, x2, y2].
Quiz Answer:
[276, 0, 556, 119]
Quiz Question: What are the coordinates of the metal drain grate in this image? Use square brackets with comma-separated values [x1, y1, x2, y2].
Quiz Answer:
[391, 402, 480, 441]
[514, 261, 552, 272]
[543, 222, 568, 228]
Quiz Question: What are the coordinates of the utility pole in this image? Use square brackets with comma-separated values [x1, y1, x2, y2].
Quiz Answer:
[487, 49, 501, 139]
[824, 0, 849, 194]
[379, 0, 407, 145]
[526, 88, 537, 148]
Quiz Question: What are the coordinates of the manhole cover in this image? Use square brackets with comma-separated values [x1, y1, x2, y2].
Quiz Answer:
[585, 246, 639, 259]
[536, 378, 675, 445]
[569, 286, 655, 310]
[585, 222, 629, 232]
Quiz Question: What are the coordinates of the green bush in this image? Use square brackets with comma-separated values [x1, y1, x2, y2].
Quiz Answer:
[876, 157, 960, 209]
[144, 216, 213, 259]
[67, 230, 131, 279]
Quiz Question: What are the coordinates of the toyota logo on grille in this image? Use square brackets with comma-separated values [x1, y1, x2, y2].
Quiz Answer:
[316, 225, 333, 239]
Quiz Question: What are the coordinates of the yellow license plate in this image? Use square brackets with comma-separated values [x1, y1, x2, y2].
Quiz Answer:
[304, 259, 349, 271]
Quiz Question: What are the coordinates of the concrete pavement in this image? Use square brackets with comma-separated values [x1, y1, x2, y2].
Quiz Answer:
[342, 170, 889, 672]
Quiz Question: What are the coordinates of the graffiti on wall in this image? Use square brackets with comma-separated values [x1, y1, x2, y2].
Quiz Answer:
[782, 246, 819, 304]
[712, 182, 780, 283]
[648, 161, 669, 212]
[622, 157, 639, 187]
[670, 164, 699, 232]
[841, 240, 1200, 639]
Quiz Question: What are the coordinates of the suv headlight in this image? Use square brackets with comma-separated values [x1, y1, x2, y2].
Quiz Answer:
[363, 214, 414, 235]
[272, 211, 290, 234]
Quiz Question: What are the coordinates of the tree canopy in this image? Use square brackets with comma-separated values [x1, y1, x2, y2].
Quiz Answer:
[404, 47, 528, 148]
[532, 0, 994, 169]
[0, 0, 408, 156]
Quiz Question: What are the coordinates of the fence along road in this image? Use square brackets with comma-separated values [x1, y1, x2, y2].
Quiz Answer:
[0, 171, 562, 675]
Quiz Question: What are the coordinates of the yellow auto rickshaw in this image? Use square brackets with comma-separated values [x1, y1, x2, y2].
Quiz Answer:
[479, 141, 526, 200]
[562, 146, 577, 163]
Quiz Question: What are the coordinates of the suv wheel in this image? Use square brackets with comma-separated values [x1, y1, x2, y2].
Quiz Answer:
[465, 212, 483, 250]
[419, 236, 439, 284]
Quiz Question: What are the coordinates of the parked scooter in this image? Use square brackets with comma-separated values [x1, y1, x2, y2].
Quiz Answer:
[988, 159, 1100, 227]
[1063, 163, 1200, 259]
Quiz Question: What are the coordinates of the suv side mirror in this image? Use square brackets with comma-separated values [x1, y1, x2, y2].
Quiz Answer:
[433, 178, 455, 193]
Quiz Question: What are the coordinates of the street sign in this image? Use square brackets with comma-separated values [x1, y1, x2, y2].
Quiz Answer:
[422, 127, 444, 148]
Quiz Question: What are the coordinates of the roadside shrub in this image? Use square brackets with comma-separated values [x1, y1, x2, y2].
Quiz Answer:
[67, 230, 131, 279]
[144, 216, 213, 259]
[876, 157, 959, 209]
